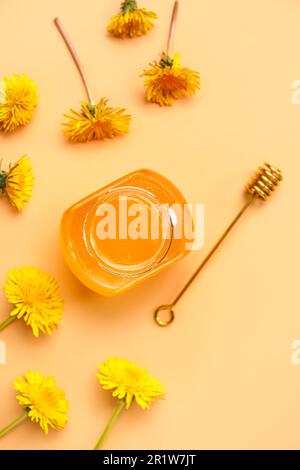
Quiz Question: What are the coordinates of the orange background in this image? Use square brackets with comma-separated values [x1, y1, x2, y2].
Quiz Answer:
[0, 0, 299, 450]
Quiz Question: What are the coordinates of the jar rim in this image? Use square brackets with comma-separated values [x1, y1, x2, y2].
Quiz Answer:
[83, 186, 175, 278]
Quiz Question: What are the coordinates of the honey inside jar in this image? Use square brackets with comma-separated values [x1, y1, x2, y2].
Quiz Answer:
[61, 169, 194, 295]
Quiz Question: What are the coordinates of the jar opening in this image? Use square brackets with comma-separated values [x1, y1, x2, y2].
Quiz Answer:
[83, 187, 174, 277]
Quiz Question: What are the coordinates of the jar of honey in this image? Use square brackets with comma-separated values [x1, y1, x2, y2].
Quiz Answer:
[61, 169, 194, 295]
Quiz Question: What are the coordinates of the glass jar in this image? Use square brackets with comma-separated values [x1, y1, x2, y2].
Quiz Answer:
[61, 169, 194, 295]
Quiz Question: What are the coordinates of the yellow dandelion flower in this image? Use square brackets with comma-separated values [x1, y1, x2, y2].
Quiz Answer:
[0, 73, 38, 132]
[2, 266, 64, 337]
[108, 1, 157, 38]
[11, 371, 68, 435]
[0, 156, 34, 210]
[63, 99, 131, 143]
[0, 372, 68, 440]
[142, 53, 200, 106]
[54, 17, 132, 144]
[94, 357, 165, 450]
[97, 357, 165, 409]
[94, 357, 165, 449]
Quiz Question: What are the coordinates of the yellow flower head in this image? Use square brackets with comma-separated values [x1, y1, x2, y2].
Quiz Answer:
[0, 73, 38, 132]
[97, 357, 165, 409]
[4, 266, 64, 337]
[108, 0, 157, 38]
[142, 53, 200, 106]
[63, 99, 131, 143]
[0, 156, 34, 210]
[14, 371, 68, 434]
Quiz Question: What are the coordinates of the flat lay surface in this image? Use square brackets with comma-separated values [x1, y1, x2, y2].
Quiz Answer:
[0, 0, 299, 449]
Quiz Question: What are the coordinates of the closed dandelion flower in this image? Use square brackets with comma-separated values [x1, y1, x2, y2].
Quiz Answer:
[0, 74, 38, 132]
[143, 53, 200, 106]
[108, 0, 157, 38]
[54, 17, 131, 143]
[94, 357, 165, 450]
[0, 266, 64, 337]
[0, 372, 68, 440]
[63, 99, 131, 143]
[0, 156, 34, 210]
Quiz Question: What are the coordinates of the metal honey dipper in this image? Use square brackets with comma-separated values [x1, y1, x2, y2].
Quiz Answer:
[154, 163, 283, 327]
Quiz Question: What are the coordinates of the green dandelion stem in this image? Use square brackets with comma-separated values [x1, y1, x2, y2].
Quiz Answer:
[0, 413, 28, 439]
[94, 400, 125, 450]
[0, 171, 7, 190]
[0, 315, 16, 332]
